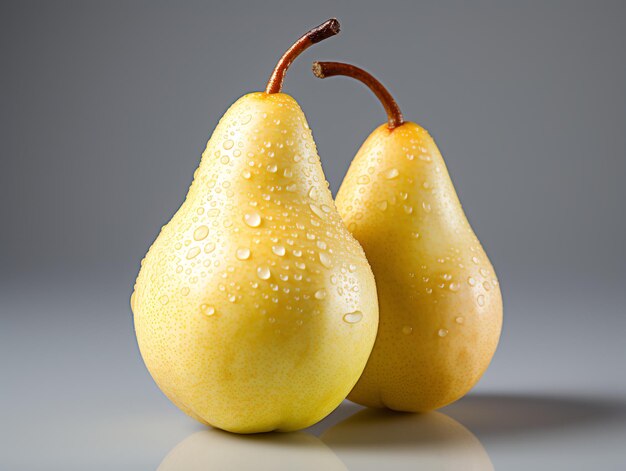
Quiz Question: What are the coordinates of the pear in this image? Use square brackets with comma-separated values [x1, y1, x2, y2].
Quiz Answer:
[131, 22, 378, 434]
[313, 62, 502, 411]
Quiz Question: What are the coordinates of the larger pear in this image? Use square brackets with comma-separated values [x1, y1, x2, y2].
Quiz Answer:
[314, 62, 502, 411]
[131, 22, 378, 433]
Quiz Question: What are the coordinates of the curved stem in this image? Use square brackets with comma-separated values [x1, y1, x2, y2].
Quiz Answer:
[265, 19, 340, 94]
[312, 61, 404, 129]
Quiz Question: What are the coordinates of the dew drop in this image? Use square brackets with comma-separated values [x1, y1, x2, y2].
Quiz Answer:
[204, 242, 216, 254]
[438, 328, 448, 337]
[472, 256, 480, 265]
[272, 245, 285, 256]
[480, 267, 489, 277]
[186, 246, 201, 259]
[267, 164, 278, 173]
[483, 281, 491, 291]
[244, 211, 261, 227]
[159, 295, 169, 305]
[403, 205, 413, 214]
[455, 316, 464, 324]
[477, 294, 485, 306]
[357, 175, 370, 184]
[223, 139, 234, 150]
[343, 311, 363, 324]
[422, 201, 432, 213]
[411, 232, 420, 239]
[193, 225, 209, 241]
[201, 304, 215, 316]
[257, 266, 271, 280]
[377, 200, 388, 211]
[314, 289, 327, 300]
[402, 326, 413, 335]
[319, 252, 332, 268]
[242, 169, 251, 179]
[468, 277, 476, 286]
[309, 203, 325, 219]
[449, 282, 461, 292]
[181, 287, 190, 296]
[236, 248, 250, 260]
[384, 168, 399, 179]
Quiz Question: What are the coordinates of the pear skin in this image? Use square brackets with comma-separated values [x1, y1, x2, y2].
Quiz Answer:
[336, 122, 502, 411]
[132, 92, 378, 433]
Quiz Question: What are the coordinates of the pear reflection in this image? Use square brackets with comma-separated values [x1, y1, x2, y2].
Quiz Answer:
[321, 409, 493, 470]
[158, 429, 347, 471]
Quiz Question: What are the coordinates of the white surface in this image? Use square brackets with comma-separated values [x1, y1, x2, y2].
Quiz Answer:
[1, 277, 625, 470]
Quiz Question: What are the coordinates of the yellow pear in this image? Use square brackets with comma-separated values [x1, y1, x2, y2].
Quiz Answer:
[313, 62, 502, 411]
[131, 22, 378, 434]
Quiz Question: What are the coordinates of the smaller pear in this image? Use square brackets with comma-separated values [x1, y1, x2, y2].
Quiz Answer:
[313, 62, 503, 412]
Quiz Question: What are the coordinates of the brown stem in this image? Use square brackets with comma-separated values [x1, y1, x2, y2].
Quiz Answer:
[265, 19, 340, 94]
[312, 61, 404, 129]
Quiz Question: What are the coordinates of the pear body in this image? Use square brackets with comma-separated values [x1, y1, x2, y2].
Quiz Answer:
[336, 122, 502, 411]
[132, 93, 378, 433]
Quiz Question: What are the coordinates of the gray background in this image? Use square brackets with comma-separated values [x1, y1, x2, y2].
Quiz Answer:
[1, 1, 625, 470]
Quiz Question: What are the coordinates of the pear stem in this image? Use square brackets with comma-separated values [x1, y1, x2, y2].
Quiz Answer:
[265, 19, 340, 94]
[312, 61, 404, 129]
